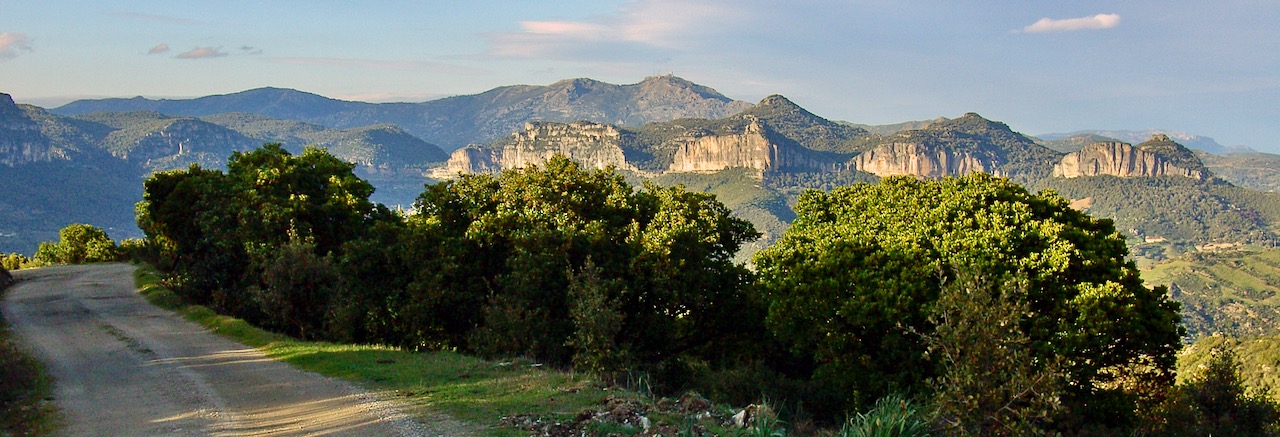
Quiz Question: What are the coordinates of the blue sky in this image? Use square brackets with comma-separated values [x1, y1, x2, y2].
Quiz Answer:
[2, 1, 1278, 152]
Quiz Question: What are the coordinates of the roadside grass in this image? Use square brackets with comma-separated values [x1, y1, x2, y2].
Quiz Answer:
[0, 286, 60, 436]
[132, 265, 650, 435]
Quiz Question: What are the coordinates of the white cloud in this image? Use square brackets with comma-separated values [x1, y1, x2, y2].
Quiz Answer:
[485, 0, 745, 59]
[1021, 13, 1120, 33]
[148, 43, 170, 55]
[0, 32, 33, 60]
[176, 46, 228, 59]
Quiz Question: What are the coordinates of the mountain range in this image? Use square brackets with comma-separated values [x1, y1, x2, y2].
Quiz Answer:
[4, 76, 1280, 260]
[51, 75, 753, 152]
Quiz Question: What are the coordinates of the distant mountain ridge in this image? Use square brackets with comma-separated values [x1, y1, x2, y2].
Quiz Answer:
[7, 76, 1280, 260]
[1039, 129, 1251, 155]
[53, 75, 754, 152]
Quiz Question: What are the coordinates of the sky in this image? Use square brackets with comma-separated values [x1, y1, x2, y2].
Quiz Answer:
[2, 1, 1278, 152]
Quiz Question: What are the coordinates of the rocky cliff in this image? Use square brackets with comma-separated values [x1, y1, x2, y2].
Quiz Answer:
[443, 116, 848, 176]
[0, 93, 56, 166]
[850, 142, 996, 178]
[667, 118, 843, 173]
[0, 94, 110, 166]
[1052, 137, 1208, 179]
[442, 121, 637, 175]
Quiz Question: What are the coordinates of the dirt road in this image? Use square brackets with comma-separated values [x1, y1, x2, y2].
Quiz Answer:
[1, 264, 453, 436]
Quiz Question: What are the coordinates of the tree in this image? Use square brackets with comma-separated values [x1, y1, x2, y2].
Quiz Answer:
[925, 272, 1062, 435]
[1150, 347, 1280, 435]
[250, 234, 342, 340]
[138, 144, 388, 319]
[32, 224, 119, 265]
[752, 173, 1183, 428]
[409, 156, 759, 372]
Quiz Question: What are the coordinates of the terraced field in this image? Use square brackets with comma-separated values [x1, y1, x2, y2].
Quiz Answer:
[1143, 247, 1280, 339]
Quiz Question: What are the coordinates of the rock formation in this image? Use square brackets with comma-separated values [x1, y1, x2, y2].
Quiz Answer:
[442, 121, 636, 175]
[1, 94, 54, 166]
[1052, 138, 1208, 179]
[667, 119, 841, 173]
[850, 142, 996, 178]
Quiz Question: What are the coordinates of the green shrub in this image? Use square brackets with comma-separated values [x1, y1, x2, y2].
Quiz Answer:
[566, 259, 629, 380]
[1, 253, 29, 271]
[32, 223, 120, 265]
[249, 235, 342, 340]
[840, 394, 928, 437]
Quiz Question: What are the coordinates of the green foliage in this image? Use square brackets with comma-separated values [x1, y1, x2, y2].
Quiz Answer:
[840, 395, 929, 437]
[1, 253, 30, 271]
[1151, 346, 1280, 436]
[1202, 151, 1280, 193]
[249, 235, 343, 340]
[753, 173, 1183, 428]
[1143, 247, 1280, 339]
[566, 259, 629, 379]
[924, 273, 1062, 435]
[1029, 176, 1277, 248]
[32, 223, 120, 265]
[1179, 334, 1280, 402]
[405, 156, 759, 372]
[139, 144, 387, 319]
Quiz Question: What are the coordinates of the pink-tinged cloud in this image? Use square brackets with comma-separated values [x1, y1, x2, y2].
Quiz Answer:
[0, 32, 33, 60]
[1022, 14, 1120, 33]
[148, 43, 170, 55]
[176, 46, 227, 59]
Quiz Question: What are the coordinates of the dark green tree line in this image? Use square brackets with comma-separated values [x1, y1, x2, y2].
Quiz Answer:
[752, 173, 1184, 431]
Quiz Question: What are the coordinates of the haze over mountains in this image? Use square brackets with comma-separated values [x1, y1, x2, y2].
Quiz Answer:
[51, 75, 753, 152]
[4, 75, 1280, 259]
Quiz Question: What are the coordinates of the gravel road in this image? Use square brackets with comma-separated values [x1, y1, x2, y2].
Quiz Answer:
[2, 263, 465, 436]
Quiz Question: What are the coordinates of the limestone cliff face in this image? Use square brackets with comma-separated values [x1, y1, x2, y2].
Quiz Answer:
[0, 93, 68, 166]
[443, 121, 635, 174]
[1052, 141, 1207, 179]
[667, 120, 838, 173]
[850, 142, 995, 178]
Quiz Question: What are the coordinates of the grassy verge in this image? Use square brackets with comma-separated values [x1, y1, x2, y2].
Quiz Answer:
[133, 265, 739, 436]
[1, 282, 61, 436]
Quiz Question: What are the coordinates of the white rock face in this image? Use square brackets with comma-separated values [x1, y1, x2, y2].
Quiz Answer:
[442, 121, 636, 174]
[850, 142, 994, 178]
[1052, 141, 1206, 179]
[668, 120, 777, 172]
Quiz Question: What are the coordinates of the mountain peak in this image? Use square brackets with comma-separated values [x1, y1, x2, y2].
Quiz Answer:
[930, 112, 1014, 134]
[757, 94, 801, 109]
[0, 93, 25, 120]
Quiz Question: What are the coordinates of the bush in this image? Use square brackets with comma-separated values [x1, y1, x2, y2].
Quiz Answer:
[249, 236, 343, 340]
[924, 273, 1062, 435]
[565, 260, 628, 379]
[32, 223, 120, 265]
[1, 253, 29, 271]
[840, 394, 929, 437]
